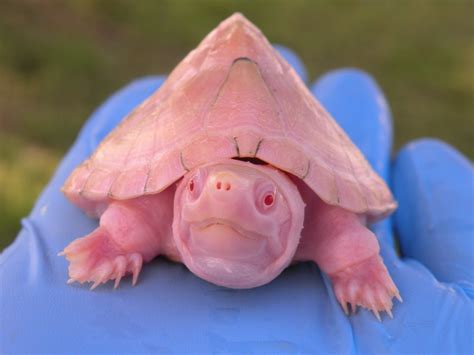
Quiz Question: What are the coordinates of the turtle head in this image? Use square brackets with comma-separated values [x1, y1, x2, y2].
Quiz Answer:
[173, 158, 305, 288]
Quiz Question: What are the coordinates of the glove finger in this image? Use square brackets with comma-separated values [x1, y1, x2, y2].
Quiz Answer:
[391, 138, 474, 292]
[273, 44, 308, 83]
[311, 69, 395, 247]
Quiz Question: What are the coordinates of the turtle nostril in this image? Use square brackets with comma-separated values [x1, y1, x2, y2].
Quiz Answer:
[215, 181, 231, 191]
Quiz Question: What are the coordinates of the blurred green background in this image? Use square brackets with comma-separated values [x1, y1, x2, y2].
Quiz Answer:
[0, 0, 473, 250]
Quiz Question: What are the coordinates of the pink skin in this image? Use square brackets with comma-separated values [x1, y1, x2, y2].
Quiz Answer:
[172, 160, 304, 288]
[60, 187, 176, 289]
[293, 179, 401, 320]
[61, 159, 399, 319]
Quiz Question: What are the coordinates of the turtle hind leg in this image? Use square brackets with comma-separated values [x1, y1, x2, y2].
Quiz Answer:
[330, 254, 401, 320]
[60, 225, 144, 289]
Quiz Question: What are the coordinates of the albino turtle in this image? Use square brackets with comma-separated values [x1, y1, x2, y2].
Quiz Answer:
[60, 13, 400, 319]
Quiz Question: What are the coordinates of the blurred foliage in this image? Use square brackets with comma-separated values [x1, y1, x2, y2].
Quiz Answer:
[0, 0, 473, 250]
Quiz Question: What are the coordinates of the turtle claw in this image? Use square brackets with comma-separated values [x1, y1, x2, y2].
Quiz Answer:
[130, 253, 143, 286]
[60, 227, 144, 290]
[90, 280, 101, 291]
[331, 255, 401, 321]
[395, 291, 403, 303]
[341, 302, 349, 315]
[373, 310, 381, 322]
[113, 256, 127, 289]
[89, 262, 114, 290]
[114, 275, 123, 289]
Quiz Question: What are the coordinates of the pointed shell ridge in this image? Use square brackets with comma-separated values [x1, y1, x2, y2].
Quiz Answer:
[62, 13, 397, 221]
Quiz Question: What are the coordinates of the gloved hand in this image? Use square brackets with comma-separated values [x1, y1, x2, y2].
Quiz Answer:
[1, 47, 472, 354]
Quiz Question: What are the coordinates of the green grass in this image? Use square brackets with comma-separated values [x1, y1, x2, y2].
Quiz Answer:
[0, 134, 59, 250]
[1, 0, 473, 250]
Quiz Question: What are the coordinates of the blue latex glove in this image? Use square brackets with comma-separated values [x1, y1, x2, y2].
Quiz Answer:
[1, 47, 473, 354]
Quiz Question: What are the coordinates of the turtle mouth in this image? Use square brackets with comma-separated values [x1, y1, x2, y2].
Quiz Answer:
[192, 218, 266, 240]
[187, 219, 269, 260]
[183, 219, 280, 287]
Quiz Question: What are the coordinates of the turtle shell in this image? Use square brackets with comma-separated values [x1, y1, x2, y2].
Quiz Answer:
[63, 13, 396, 221]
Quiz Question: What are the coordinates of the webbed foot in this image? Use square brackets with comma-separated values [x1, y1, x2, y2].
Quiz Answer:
[330, 255, 401, 321]
[59, 227, 143, 290]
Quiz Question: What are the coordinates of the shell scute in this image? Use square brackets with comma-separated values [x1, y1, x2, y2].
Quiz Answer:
[82, 168, 116, 198]
[109, 166, 150, 200]
[144, 150, 186, 194]
[63, 13, 396, 220]
[205, 59, 285, 135]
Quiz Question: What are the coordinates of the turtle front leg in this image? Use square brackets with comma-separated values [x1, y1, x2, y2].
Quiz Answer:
[60, 188, 174, 289]
[60, 225, 145, 289]
[295, 192, 400, 320]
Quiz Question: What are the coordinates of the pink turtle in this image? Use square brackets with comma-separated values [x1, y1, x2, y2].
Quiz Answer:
[60, 13, 400, 320]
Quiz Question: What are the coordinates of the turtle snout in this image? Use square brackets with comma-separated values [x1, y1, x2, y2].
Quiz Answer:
[214, 176, 232, 192]
[207, 172, 246, 200]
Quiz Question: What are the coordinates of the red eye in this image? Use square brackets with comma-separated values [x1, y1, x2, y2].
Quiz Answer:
[264, 193, 274, 206]
[254, 181, 276, 213]
[189, 179, 194, 192]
